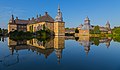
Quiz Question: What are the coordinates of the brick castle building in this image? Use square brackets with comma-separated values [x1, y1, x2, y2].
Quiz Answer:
[77, 17, 112, 36]
[8, 5, 65, 36]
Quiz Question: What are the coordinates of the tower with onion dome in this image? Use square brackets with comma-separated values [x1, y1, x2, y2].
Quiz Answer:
[54, 5, 65, 36]
[106, 21, 110, 29]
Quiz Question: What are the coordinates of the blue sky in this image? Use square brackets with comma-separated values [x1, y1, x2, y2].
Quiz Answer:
[0, 0, 120, 29]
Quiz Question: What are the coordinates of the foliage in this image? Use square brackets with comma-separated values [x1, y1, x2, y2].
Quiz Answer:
[29, 25, 33, 32]
[43, 24, 46, 30]
[90, 37, 100, 46]
[65, 27, 69, 29]
[9, 25, 53, 41]
[112, 27, 120, 35]
[36, 29, 51, 37]
[75, 37, 79, 41]
[75, 28, 79, 33]
[9, 30, 33, 40]
[65, 33, 74, 36]
[0, 28, 8, 36]
[113, 36, 120, 42]
[90, 26, 100, 34]
[0, 28, 2, 33]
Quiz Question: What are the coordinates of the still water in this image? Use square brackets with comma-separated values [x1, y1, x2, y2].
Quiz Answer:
[0, 36, 120, 70]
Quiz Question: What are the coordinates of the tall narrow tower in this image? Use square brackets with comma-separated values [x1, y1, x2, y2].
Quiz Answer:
[82, 16, 91, 30]
[8, 14, 17, 33]
[84, 16, 90, 25]
[54, 5, 65, 36]
[106, 21, 110, 29]
[55, 5, 63, 22]
[9, 14, 14, 23]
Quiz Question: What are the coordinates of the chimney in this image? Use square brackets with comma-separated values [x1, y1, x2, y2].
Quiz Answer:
[39, 14, 41, 17]
[45, 12, 48, 15]
[32, 17, 34, 20]
[36, 14, 38, 18]
[16, 17, 18, 20]
[28, 18, 30, 21]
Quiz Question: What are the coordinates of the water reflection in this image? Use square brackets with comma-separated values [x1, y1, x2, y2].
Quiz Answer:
[8, 36, 65, 65]
[0, 36, 114, 67]
[0, 36, 7, 42]
[75, 36, 112, 55]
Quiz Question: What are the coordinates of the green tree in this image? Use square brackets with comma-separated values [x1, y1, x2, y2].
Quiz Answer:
[90, 26, 101, 34]
[43, 24, 46, 30]
[0, 28, 2, 34]
[75, 28, 79, 33]
[112, 27, 120, 35]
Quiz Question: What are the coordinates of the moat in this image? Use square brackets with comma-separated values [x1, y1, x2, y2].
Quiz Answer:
[0, 36, 120, 70]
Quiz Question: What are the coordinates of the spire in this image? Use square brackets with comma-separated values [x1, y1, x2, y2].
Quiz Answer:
[55, 5, 63, 22]
[58, 4, 60, 10]
[106, 21, 110, 25]
[85, 16, 89, 20]
[58, 4, 60, 13]
[36, 14, 38, 18]
[39, 14, 41, 17]
[106, 20, 110, 29]
[9, 14, 14, 23]
[12, 14, 14, 19]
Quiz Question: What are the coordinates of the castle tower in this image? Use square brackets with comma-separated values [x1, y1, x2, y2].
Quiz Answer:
[82, 16, 91, 30]
[55, 5, 63, 22]
[84, 46, 90, 55]
[8, 14, 17, 33]
[84, 16, 90, 25]
[54, 36, 65, 64]
[55, 49, 62, 64]
[9, 14, 14, 23]
[106, 21, 110, 29]
[54, 5, 65, 36]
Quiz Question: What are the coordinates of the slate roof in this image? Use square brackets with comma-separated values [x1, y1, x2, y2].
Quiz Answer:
[15, 19, 29, 25]
[37, 12, 54, 22]
[9, 12, 54, 25]
[28, 12, 54, 24]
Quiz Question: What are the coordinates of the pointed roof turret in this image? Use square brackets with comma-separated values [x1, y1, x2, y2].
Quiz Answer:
[58, 4, 60, 12]
[9, 14, 14, 23]
[36, 14, 39, 18]
[55, 5, 63, 22]
[106, 21, 110, 25]
[85, 16, 89, 21]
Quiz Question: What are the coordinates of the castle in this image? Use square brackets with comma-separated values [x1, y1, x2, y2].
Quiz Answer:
[77, 16, 112, 36]
[8, 5, 65, 36]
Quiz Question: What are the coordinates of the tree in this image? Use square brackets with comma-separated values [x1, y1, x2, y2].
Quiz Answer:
[112, 27, 120, 35]
[93, 26, 100, 34]
[75, 28, 79, 33]
[43, 24, 46, 30]
[0, 28, 2, 34]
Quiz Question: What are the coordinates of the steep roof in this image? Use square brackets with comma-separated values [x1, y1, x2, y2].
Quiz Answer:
[38, 12, 54, 22]
[15, 19, 29, 25]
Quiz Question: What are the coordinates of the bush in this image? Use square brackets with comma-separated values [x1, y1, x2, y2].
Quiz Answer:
[9, 30, 33, 40]
[75, 28, 79, 33]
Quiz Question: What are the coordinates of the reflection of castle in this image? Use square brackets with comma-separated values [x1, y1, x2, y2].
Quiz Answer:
[8, 36, 65, 63]
[76, 36, 112, 55]
[77, 17, 112, 36]
[0, 36, 7, 42]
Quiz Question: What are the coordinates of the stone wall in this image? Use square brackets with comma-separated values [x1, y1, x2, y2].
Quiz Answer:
[8, 24, 17, 33]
